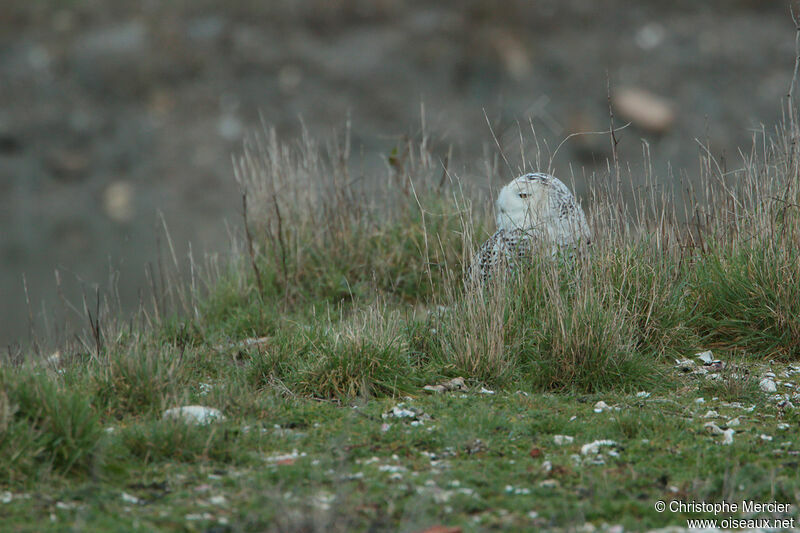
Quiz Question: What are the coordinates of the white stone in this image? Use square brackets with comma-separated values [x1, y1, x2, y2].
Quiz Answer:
[121, 492, 140, 504]
[760, 378, 777, 393]
[162, 406, 225, 425]
[695, 351, 714, 364]
[613, 87, 675, 133]
[721, 429, 735, 445]
[593, 401, 617, 413]
[209, 495, 227, 506]
[553, 435, 574, 445]
[581, 440, 618, 455]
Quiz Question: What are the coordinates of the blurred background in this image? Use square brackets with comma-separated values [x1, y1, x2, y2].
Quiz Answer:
[0, 0, 794, 348]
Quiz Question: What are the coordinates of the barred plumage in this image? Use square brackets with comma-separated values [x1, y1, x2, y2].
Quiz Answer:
[467, 173, 590, 285]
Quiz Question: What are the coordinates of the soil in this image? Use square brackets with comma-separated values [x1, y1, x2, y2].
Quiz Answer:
[0, 0, 793, 347]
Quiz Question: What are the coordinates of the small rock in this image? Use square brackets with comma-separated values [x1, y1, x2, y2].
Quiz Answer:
[538, 479, 559, 489]
[695, 351, 714, 364]
[121, 492, 140, 505]
[612, 87, 675, 133]
[478, 387, 495, 395]
[580, 440, 618, 455]
[702, 410, 719, 418]
[529, 447, 542, 458]
[635, 23, 666, 50]
[704, 422, 724, 435]
[675, 358, 696, 371]
[209, 495, 227, 506]
[185, 513, 214, 521]
[721, 429, 735, 445]
[504, 484, 532, 495]
[382, 403, 430, 424]
[102, 180, 135, 223]
[760, 434, 773, 442]
[636, 391, 651, 398]
[777, 423, 790, 430]
[760, 378, 777, 393]
[541, 460, 552, 474]
[727, 417, 741, 427]
[553, 435, 574, 445]
[162, 406, 225, 425]
[593, 401, 618, 413]
[265, 449, 306, 465]
[423, 377, 466, 393]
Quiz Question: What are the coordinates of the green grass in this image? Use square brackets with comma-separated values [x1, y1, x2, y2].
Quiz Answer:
[4, 117, 800, 531]
[692, 241, 800, 359]
[2, 381, 798, 531]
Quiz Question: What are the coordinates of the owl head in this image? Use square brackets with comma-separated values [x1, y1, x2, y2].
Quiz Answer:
[495, 173, 553, 231]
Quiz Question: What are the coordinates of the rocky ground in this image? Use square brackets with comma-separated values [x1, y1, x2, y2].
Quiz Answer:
[0, 0, 793, 347]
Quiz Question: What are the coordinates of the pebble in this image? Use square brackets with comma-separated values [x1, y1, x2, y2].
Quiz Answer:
[760, 378, 777, 393]
[612, 87, 675, 133]
[553, 435, 574, 445]
[162, 405, 225, 425]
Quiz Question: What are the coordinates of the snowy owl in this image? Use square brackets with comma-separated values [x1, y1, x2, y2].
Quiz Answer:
[467, 172, 591, 285]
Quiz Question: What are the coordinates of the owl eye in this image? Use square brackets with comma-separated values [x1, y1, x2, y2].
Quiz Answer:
[518, 193, 529, 199]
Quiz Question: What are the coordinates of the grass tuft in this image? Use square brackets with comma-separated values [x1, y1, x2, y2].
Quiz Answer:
[0, 371, 102, 483]
[692, 242, 800, 359]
